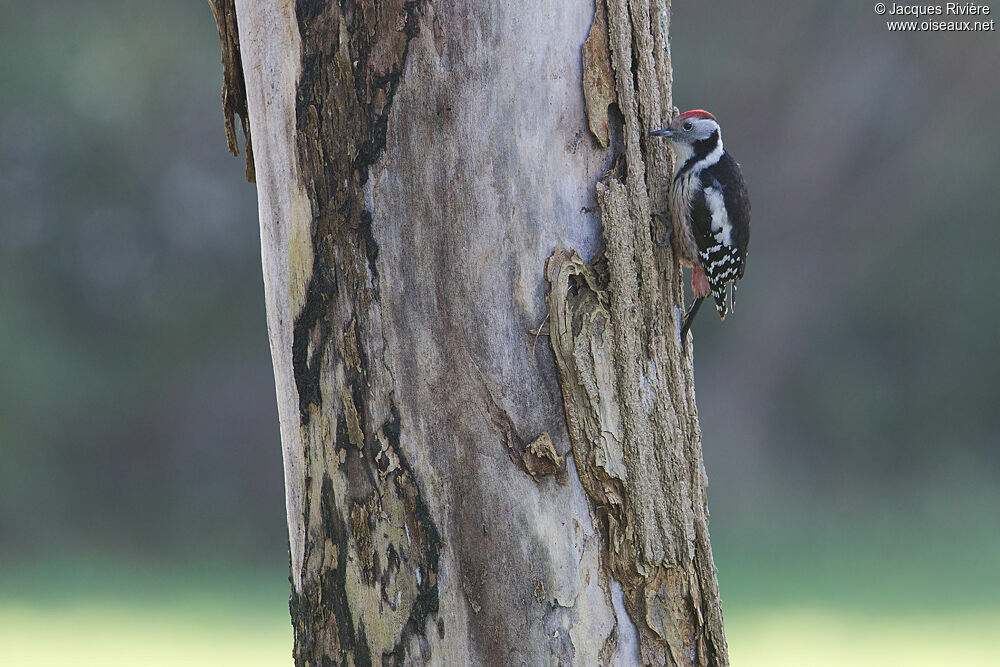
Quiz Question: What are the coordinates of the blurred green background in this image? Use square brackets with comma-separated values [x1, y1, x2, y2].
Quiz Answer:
[1, 1, 998, 664]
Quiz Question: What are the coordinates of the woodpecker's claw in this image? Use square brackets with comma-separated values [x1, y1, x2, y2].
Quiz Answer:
[651, 212, 673, 247]
[680, 297, 704, 352]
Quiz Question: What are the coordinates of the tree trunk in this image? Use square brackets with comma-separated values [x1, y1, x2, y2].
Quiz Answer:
[213, 0, 727, 664]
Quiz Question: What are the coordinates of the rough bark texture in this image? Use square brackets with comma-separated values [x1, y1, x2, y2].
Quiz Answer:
[216, 0, 726, 664]
[546, 245, 727, 665]
[548, 0, 729, 663]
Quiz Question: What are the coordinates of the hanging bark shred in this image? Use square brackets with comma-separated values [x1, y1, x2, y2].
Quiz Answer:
[523, 432, 566, 482]
[582, 0, 617, 148]
[210, 0, 254, 182]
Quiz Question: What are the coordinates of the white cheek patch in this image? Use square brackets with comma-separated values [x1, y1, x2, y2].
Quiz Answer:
[704, 186, 732, 246]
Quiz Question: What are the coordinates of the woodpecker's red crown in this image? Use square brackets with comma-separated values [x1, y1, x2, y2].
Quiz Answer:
[676, 109, 716, 122]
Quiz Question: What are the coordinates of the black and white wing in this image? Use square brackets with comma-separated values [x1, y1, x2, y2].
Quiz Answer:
[689, 153, 751, 319]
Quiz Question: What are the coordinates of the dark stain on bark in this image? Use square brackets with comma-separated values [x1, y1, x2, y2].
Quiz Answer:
[290, 473, 366, 666]
[350, 501, 376, 584]
[358, 209, 380, 278]
[290, 0, 421, 421]
[292, 263, 338, 423]
[381, 400, 442, 665]
[284, 1, 441, 662]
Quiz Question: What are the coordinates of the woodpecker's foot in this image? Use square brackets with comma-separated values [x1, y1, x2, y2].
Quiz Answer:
[691, 265, 711, 299]
[680, 297, 705, 352]
[651, 212, 672, 247]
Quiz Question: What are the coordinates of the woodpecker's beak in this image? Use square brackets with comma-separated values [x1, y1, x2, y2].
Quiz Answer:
[649, 128, 674, 137]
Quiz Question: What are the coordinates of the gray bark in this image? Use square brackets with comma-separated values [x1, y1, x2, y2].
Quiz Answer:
[214, 0, 727, 663]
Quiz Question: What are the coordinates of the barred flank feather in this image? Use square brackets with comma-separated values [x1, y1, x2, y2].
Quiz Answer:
[711, 286, 728, 320]
[700, 243, 741, 320]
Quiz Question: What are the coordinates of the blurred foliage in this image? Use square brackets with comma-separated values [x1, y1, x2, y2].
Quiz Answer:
[670, 1, 1000, 499]
[0, 1, 998, 659]
[0, 2, 285, 564]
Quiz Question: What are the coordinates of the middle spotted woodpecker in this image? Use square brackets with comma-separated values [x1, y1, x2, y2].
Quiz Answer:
[650, 109, 751, 346]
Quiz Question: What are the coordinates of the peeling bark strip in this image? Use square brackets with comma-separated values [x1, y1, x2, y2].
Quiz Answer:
[547, 246, 728, 665]
[281, 1, 442, 664]
[548, 0, 729, 664]
[582, 0, 616, 148]
[210, 0, 254, 182]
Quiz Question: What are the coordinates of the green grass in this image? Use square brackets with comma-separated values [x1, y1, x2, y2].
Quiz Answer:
[2, 508, 999, 667]
[727, 607, 1000, 666]
[0, 560, 292, 666]
[3, 597, 998, 666]
[0, 602, 291, 667]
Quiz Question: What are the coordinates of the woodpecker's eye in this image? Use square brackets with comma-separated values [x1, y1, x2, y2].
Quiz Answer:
[683, 121, 693, 131]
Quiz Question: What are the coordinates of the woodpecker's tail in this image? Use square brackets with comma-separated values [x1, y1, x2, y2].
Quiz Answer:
[711, 285, 728, 320]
